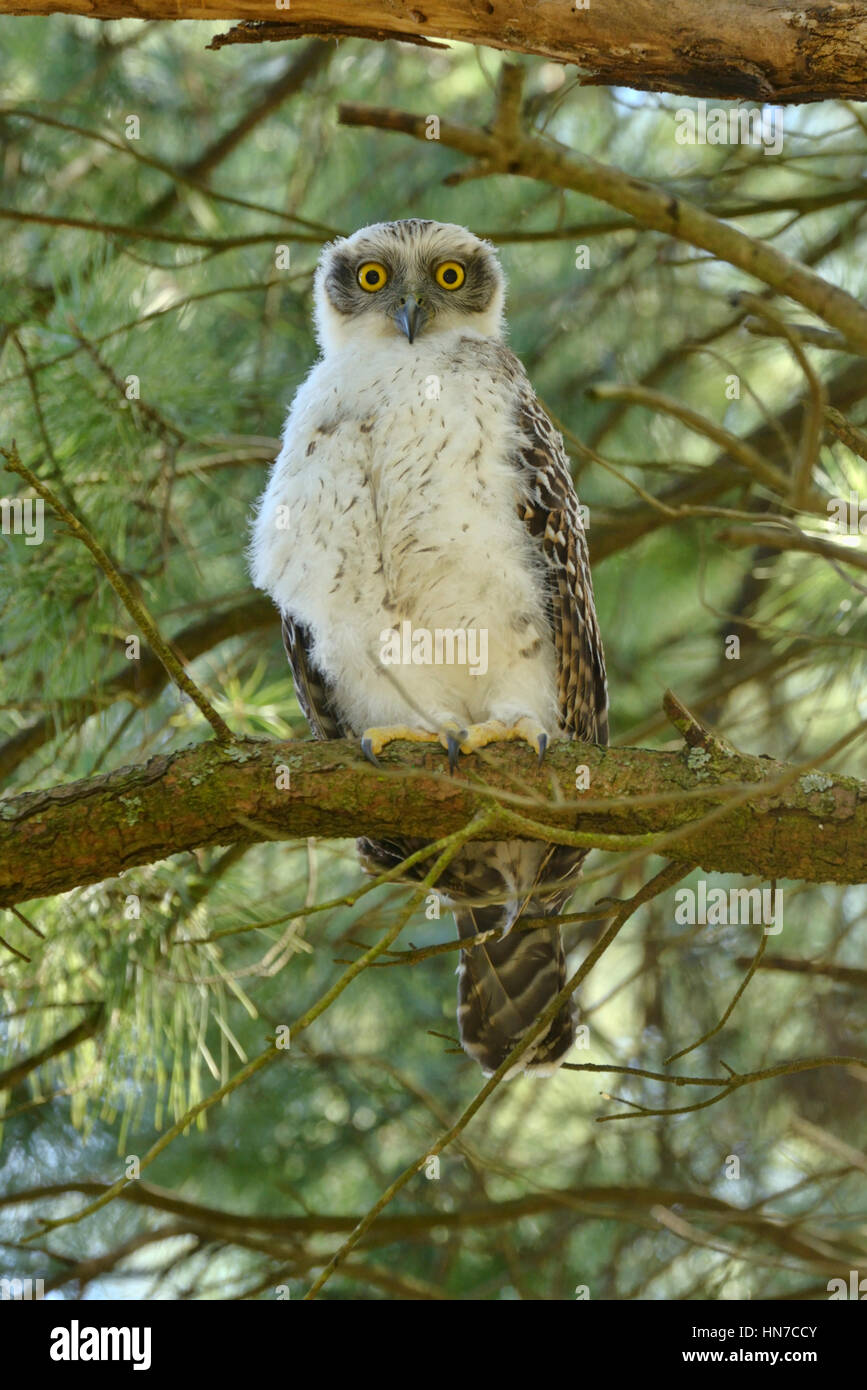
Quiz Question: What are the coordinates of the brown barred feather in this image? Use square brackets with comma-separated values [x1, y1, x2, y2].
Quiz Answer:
[281, 615, 347, 740]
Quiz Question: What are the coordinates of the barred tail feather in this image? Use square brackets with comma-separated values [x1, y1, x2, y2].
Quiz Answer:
[455, 904, 573, 1076]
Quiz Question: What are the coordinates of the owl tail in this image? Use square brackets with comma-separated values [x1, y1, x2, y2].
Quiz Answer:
[454, 904, 573, 1076]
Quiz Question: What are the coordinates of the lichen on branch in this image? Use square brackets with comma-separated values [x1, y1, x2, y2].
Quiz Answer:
[1, 719, 865, 909]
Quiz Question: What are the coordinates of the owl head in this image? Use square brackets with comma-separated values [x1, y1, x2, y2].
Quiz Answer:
[313, 219, 506, 353]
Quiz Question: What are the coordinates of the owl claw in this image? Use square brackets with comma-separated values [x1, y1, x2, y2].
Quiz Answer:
[446, 731, 463, 775]
[437, 720, 469, 776]
[361, 736, 381, 768]
[453, 717, 550, 764]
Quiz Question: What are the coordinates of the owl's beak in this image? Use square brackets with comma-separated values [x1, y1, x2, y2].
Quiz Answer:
[394, 295, 427, 344]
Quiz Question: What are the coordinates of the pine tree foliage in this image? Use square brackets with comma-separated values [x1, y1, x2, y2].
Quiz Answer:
[0, 18, 865, 1300]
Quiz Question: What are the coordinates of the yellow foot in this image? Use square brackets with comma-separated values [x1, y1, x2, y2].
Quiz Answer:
[361, 718, 549, 774]
[440, 717, 549, 770]
[360, 725, 437, 767]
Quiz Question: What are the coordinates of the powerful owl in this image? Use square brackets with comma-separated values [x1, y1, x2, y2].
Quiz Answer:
[250, 219, 608, 1076]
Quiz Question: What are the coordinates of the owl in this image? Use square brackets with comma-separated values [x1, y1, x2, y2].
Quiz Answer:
[250, 219, 608, 1076]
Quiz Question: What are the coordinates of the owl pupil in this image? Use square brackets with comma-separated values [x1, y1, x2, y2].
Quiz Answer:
[443, 269, 457, 283]
[365, 270, 379, 285]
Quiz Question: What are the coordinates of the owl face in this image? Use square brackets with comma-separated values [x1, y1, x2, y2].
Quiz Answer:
[313, 219, 506, 353]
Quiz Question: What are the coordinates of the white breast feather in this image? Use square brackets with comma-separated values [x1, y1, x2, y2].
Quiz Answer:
[250, 328, 558, 737]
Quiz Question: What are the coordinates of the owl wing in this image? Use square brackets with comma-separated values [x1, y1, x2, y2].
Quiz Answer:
[511, 367, 609, 746]
[281, 614, 348, 740]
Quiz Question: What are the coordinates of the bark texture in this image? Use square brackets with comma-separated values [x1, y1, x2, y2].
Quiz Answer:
[1, 733, 865, 906]
[2, 2, 867, 103]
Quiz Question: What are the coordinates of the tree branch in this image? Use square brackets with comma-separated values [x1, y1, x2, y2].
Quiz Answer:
[4, 2, 867, 103]
[717, 523, 867, 578]
[1, 724, 866, 908]
[0, 1005, 105, 1091]
[590, 356, 867, 561]
[1, 444, 234, 745]
[338, 94, 867, 354]
[4, 1177, 858, 1272]
[0, 596, 276, 783]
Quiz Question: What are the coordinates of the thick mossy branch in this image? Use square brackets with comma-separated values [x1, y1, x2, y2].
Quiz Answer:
[1, 732, 865, 907]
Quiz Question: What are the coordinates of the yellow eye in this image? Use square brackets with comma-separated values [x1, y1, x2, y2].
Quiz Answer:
[357, 261, 388, 292]
[435, 261, 465, 290]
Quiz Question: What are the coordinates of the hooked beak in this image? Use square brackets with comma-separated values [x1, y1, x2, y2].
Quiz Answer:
[394, 295, 427, 344]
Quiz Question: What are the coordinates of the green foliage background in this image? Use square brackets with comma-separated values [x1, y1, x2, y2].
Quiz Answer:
[0, 16, 865, 1300]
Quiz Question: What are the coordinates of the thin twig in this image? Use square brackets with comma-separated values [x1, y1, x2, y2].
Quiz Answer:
[303, 859, 692, 1299]
[666, 925, 769, 1064]
[22, 810, 497, 1244]
[0, 443, 233, 744]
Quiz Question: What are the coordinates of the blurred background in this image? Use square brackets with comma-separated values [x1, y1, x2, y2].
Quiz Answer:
[0, 17, 865, 1300]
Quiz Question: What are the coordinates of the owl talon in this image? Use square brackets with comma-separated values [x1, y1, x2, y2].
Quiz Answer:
[455, 717, 550, 763]
[360, 725, 438, 765]
[361, 736, 381, 768]
[436, 720, 469, 775]
[446, 731, 462, 775]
